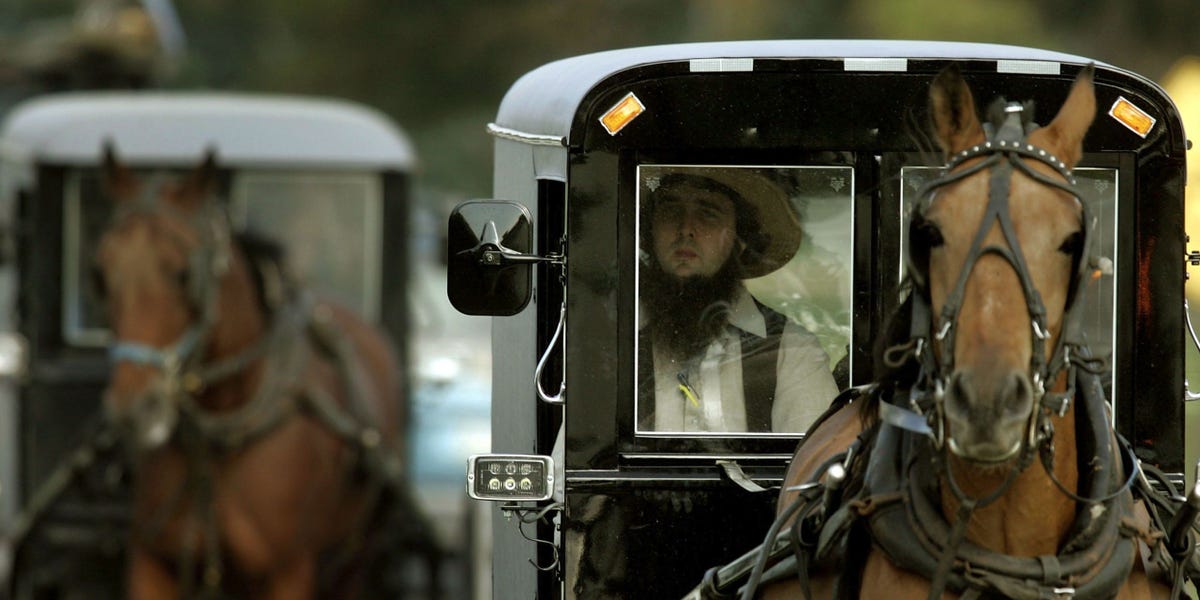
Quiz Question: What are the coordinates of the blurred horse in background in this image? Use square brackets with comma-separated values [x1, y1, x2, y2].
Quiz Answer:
[94, 147, 412, 599]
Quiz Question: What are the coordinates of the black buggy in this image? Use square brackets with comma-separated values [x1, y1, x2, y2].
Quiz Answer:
[449, 40, 1198, 598]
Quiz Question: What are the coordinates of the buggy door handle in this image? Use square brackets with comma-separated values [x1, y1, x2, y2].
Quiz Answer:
[535, 301, 566, 405]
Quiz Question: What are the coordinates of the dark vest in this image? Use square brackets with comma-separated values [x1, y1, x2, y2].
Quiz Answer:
[638, 300, 787, 432]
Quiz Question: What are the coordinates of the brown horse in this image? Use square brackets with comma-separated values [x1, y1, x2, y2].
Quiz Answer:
[757, 67, 1180, 599]
[94, 148, 409, 599]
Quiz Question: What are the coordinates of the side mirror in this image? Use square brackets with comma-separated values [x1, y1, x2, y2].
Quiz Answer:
[447, 200, 535, 316]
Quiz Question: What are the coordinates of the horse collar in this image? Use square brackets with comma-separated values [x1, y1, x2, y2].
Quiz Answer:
[860, 373, 1139, 600]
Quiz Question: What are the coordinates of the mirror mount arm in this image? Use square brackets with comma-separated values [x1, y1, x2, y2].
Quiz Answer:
[476, 219, 565, 267]
[479, 247, 565, 267]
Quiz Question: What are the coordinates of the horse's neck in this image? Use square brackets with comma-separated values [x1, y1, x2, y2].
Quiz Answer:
[200, 252, 268, 411]
[940, 407, 1078, 556]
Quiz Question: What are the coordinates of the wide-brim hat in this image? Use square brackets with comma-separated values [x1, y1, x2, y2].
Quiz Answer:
[642, 166, 803, 278]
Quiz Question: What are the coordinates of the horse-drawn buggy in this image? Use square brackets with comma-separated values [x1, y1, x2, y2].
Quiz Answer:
[451, 40, 1200, 598]
[0, 91, 443, 598]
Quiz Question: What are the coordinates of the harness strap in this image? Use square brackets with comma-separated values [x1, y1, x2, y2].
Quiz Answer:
[1037, 555, 1062, 584]
[177, 293, 313, 451]
[927, 499, 976, 600]
[787, 517, 814, 600]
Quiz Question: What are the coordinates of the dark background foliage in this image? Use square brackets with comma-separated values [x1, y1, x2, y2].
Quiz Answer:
[2, 0, 1198, 206]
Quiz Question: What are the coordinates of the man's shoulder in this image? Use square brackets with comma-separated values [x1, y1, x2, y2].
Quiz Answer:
[750, 299, 789, 336]
[751, 300, 825, 348]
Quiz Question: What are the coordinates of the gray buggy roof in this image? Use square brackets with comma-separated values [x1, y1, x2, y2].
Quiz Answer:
[493, 40, 1105, 144]
[0, 91, 416, 170]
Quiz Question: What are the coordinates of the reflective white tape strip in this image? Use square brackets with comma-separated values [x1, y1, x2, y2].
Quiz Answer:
[844, 58, 908, 72]
[996, 60, 1061, 75]
[689, 58, 754, 72]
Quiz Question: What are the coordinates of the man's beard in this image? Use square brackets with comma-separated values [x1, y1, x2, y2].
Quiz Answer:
[643, 256, 742, 362]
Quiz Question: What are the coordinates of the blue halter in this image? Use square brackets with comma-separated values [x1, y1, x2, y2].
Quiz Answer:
[108, 324, 207, 373]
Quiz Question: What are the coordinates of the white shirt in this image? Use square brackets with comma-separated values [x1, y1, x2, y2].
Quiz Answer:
[641, 288, 839, 433]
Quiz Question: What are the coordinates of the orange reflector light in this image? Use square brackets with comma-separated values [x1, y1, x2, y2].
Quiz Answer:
[599, 92, 645, 135]
[1108, 96, 1156, 138]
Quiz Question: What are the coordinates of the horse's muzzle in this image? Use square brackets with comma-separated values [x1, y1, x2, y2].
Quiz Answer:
[943, 369, 1033, 464]
[104, 385, 180, 452]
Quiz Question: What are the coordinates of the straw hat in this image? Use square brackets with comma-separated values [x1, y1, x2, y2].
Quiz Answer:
[643, 166, 803, 278]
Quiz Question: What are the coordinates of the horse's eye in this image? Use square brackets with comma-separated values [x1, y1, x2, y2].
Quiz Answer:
[175, 269, 191, 291]
[913, 219, 945, 249]
[1058, 231, 1084, 256]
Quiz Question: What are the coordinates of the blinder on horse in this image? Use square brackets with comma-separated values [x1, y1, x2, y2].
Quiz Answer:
[893, 98, 1101, 461]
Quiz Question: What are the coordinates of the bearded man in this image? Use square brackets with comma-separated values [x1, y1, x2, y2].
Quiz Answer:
[638, 168, 838, 433]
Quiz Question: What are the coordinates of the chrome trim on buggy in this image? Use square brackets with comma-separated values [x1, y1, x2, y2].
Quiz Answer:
[486, 123, 566, 147]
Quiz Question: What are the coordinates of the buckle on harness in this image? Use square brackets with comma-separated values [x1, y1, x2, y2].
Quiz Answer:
[1050, 586, 1075, 599]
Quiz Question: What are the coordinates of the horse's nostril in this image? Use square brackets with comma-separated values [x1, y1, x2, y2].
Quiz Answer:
[947, 371, 975, 409]
[1003, 372, 1034, 412]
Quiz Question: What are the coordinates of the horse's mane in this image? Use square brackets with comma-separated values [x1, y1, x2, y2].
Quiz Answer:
[857, 285, 921, 428]
[233, 229, 294, 315]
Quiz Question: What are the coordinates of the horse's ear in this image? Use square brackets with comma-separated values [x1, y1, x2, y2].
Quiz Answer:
[100, 139, 135, 203]
[929, 64, 984, 156]
[1031, 64, 1096, 169]
[183, 147, 220, 199]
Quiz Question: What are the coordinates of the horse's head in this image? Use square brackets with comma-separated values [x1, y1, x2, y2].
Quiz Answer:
[94, 145, 231, 451]
[911, 65, 1096, 464]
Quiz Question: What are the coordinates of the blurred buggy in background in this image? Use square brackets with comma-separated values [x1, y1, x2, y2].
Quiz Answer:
[0, 90, 473, 598]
